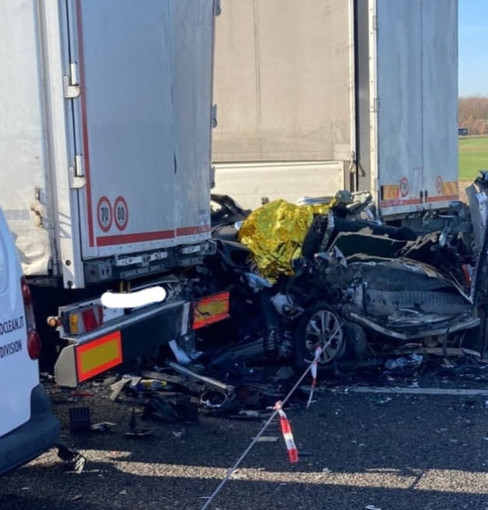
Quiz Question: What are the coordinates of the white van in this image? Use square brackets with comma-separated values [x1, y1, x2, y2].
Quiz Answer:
[0, 207, 60, 474]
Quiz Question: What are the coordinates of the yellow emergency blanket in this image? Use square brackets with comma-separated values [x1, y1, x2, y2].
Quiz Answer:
[237, 199, 331, 281]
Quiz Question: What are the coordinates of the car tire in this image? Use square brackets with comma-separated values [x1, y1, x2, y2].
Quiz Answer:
[342, 322, 369, 361]
[294, 303, 346, 370]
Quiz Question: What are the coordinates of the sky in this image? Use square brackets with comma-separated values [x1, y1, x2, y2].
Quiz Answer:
[459, 0, 488, 96]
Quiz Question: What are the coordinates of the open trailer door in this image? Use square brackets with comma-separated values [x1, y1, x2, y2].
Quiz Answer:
[372, 0, 458, 218]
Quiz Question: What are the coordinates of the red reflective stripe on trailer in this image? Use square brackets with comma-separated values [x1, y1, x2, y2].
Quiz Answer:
[176, 225, 212, 236]
[76, 331, 123, 382]
[193, 291, 230, 329]
[425, 194, 459, 203]
[95, 225, 210, 246]
[381, 193, 459, 209]
[75, 0, 94, 247]
[96, 230, 175, 246]
[379, 197, 423, 208]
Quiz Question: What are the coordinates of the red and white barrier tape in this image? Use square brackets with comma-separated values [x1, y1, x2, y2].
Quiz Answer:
[200, 325, 342, 509]
[200, 363, 314, 509]
[275, 402, 299, 463]
[306, 345, 322, 409]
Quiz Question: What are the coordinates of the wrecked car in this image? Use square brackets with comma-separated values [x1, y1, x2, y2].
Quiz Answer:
[286, 198, 481, 368]
[161, 173, 488, 382]
[201, 179, 488, 372]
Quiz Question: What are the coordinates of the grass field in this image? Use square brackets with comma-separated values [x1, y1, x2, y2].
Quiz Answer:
[459, 135, 488, 180]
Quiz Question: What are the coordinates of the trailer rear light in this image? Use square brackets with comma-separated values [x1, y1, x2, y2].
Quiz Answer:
[69, 313, 80, 334]
[82, 308, 100, 331]
[66, 305, 104, 335]
[27, 329, 42, 360]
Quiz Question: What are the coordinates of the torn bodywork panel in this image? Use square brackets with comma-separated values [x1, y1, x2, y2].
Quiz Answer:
[284, 183, 486, 334]
[290, 250, 476, 342]
[333, 259, 476, 340]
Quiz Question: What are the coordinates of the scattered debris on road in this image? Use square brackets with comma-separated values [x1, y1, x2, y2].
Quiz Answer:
[42, 174, 488, 440]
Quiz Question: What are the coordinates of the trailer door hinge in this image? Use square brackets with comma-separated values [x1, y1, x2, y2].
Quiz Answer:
[69, 155, 85, 189]
[372, 14, 378, 31]
[64, 62, 80, 99]
[212, 104, 218, 128]
[210, 165, 216, 189]
[372, 98, 380, 112]
[214, 0, 221, 16]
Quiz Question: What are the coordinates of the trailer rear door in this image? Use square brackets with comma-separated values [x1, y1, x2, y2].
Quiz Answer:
[374, 0, 458, 217]
[65, 0, 214, 260]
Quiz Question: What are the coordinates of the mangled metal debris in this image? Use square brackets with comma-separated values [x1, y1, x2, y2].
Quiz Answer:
[200, 175, 488, 372]
[49, 177, 488, 429]
[57, 444, 86, 473]
[125, 409, 152, 438]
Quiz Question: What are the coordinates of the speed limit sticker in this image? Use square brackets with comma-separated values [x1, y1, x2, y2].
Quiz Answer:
[97, 196, 112, 232]
[114, 196, 129, 231]
[400, 177, 409, 197]
[436, 175, 443, 194]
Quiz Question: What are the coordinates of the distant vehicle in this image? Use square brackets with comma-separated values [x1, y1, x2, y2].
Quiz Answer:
[0, 206, 60, 475]
[459, 128, 469, 136]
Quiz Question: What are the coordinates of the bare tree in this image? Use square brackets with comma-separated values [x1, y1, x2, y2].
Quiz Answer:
[459, 96, 488, 135]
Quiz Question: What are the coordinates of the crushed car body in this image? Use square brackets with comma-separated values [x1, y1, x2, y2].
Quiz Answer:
[198, 174, 488, 371]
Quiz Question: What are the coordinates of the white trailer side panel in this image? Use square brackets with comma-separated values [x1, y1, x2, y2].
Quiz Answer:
[375, 0, 458, 216]
[0, 1, 53, 275]
[0, 0, 215, 286]
[68, 0, 214, 258]
[374, 0, 424, 211]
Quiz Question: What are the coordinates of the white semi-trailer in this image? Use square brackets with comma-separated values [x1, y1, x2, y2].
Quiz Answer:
[212, 0, 458, 217]
[0, 0, 221, 385]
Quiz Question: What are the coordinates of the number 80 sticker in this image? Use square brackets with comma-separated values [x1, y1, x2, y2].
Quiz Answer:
[97, 196, 112, 232]
[114, 196, 129, 231]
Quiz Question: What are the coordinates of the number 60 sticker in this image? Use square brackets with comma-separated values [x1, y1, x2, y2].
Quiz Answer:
[114, 196, 129, 231]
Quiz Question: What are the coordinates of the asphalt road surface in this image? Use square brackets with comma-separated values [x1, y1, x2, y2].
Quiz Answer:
[2, 367, 488, 510]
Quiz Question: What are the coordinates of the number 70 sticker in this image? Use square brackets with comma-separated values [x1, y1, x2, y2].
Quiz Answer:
[97, 196, 112, 232]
